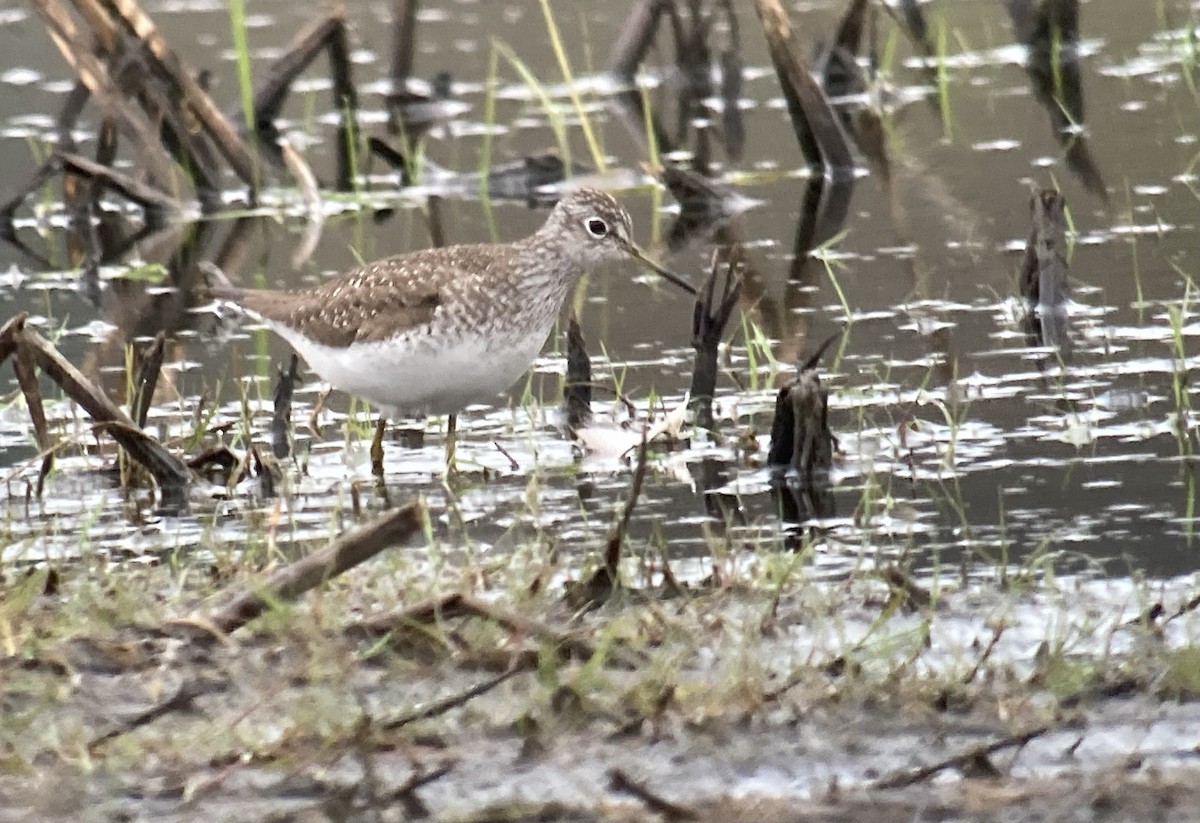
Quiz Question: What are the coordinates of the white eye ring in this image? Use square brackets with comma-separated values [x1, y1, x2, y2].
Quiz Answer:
[585, 217, 609, 238]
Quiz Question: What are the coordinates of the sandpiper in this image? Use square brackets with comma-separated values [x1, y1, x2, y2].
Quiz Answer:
[211, 188, 695, 471]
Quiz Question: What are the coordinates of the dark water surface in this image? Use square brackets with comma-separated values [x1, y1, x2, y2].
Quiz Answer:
[1, 0, 1198, 579]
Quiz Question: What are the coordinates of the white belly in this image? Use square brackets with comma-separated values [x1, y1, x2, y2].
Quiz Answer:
[270, 323, 550, 416]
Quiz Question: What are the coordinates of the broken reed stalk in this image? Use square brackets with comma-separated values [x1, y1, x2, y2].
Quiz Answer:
[752, 0, 853, 177]
[608, 0, 668, 77]
[11, 317, 192, 489]
[326, 13, 359, 192]
[30, 0, 183, 194]
[767, 329, 840, 473]
[601, 429, 650, 586]
[689, 247, 742, 432]
[11, 341, 55, 497]
[56, 152, 181, 219]
[390, 0, 419, 93]
[251, 10, 352, 177]
[425, 194, 446, 248]
[31, 0, 261, 209]
[130, 331, 166, 429]
[0, 313, 25, 364]
[1019, 189, 1069, 309]
[564, 313, 592, 431]
[718, 0, 745, 161]
[347, 592, 599, 662]
[279, 139, 324, 268]
[101, 0, 258, 187]
[271, 353, 300, 459]
[200, 501, 424, 635]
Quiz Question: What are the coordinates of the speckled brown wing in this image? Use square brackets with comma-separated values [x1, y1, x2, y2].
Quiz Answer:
[227, 285, 441, 348]
[215, 248, 459, 348]
[215, 242, 538, 348]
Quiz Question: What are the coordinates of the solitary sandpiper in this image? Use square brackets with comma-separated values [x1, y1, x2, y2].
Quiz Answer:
[212, 188, 696, 471]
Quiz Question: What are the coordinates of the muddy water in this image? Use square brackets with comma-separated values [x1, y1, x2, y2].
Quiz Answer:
[0, 0, 1198, 579]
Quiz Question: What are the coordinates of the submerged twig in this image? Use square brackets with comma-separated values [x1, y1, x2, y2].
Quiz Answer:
[689, 246, 742, 431]
[0, 156, 65, 226]
[253, 12, 347, 137]
[962, 623, 1007, 685]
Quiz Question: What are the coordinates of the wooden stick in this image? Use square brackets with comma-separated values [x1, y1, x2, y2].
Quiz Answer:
[57, 151, 180, 217]
[608, 0, 668, 77]
[326, 11, 359, 192]
[130, 331, 166, 429]
[271, 353, 299, 459]
[69, 0, 217, 196]
[31, 0, 183, 194]
[689, 247, 741, 432]
[253, 13, 346, 134]
[752, 0, 853, 176]
[564, 313, 592, 431]
[101, 0, 259, 187]
[390, 0, 419, 92]
[12, 342, 55, 496]
[201, 502, 424, 635]
[0, 312, 27, 365]
[14, 319, 192, 489]
[603, 428, 649, 582]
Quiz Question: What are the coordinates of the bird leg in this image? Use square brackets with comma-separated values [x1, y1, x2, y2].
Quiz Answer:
[371, 414, 388, 476]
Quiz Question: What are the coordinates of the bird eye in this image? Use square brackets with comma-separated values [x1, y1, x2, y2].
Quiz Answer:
[585, 217, 609, 238]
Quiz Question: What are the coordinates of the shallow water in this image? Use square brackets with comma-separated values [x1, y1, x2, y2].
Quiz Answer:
[1, 0, 1199, 581]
